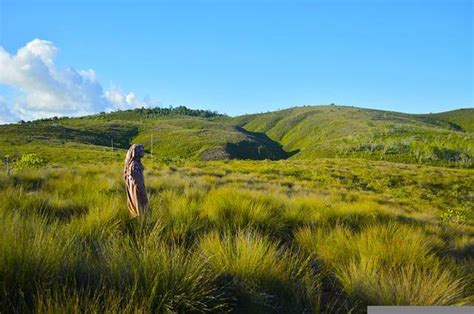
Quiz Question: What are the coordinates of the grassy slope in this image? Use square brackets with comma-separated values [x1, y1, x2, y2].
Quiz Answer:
[229, 105, 473, 167]
[0, 112, 289, 162]
[420, 108, 474, 133]
[132, 117, 289, 160]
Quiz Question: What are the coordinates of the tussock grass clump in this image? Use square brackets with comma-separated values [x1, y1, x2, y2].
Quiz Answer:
[0, 215, 226, 313]
[282, 196, 326, 225]
[0, 214, 78, 309]
[155, 189, 207, 244]
[201, 188, 288, 234]
[0, 187, 51, 217]
[104, 235, 227, 312]
[198, 230, 321, 312]
[295, 223, 467, 306]
[316, 200, 389, 229]
[0, 188, 88, 221]
[33, 288, 124, 313]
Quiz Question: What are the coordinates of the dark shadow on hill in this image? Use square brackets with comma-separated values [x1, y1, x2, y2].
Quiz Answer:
[201, 126, 299, 161]
[417, 116, 465, 132]
[8, 123, 139, 149]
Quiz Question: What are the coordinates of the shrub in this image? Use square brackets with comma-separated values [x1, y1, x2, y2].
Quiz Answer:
[441, 206, 468, 224]
[13, 153, 47, 171]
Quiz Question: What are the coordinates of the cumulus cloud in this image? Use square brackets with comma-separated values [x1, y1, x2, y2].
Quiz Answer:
[0, 39, 153, 123]
[104, 86, 151, 110]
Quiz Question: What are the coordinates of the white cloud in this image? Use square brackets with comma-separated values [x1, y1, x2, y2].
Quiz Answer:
[104, 86, 151, 111]
[0, 39, 153, 123]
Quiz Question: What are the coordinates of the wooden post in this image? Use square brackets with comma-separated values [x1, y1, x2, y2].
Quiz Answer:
[111, 138, 114, 152]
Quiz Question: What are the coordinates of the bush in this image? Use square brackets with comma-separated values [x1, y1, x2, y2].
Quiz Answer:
[13, 154, 47, 171]
[441, 207, 468, 224]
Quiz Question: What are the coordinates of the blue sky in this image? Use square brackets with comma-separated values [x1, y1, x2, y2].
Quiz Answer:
[0, 0, 472, 122]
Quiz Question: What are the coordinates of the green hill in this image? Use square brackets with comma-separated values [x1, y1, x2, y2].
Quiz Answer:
[229, 105, 473, 167]
[0, 105, 472, 167]
[0, 107, 289, 162]
[419, 108, 474, 132]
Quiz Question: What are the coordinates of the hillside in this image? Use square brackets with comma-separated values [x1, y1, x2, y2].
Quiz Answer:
[420, 108, 474, 133]
[229, 105, 473, 167]
[0, 105, 472, 167]
[0, 107, 289, 162]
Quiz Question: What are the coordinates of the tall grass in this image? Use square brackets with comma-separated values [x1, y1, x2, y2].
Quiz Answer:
[295, 223, 467, 307]
[201, 188, 288, 234]
[198, 230, 320, 312]
[0, 159, 472, 312]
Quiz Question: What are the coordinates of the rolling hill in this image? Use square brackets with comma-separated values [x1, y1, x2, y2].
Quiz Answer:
[228, 105, 473, 167]
[0, 107, 289, 162]
[0, 105, 472, 167]
[420, 108, 474, 133]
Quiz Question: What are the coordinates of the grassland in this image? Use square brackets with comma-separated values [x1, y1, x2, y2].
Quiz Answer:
[0, 152, 472, 312]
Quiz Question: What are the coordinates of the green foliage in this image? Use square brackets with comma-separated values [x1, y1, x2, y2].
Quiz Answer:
[441, 206, 469, 224]
[13, 153, 47, 171]
[96, 105, 223, 120]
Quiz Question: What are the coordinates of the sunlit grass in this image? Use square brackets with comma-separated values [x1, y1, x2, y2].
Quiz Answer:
[198, 230, 320, 312]
[295, 222, 468, 307]
[0, 158, 472, 312]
